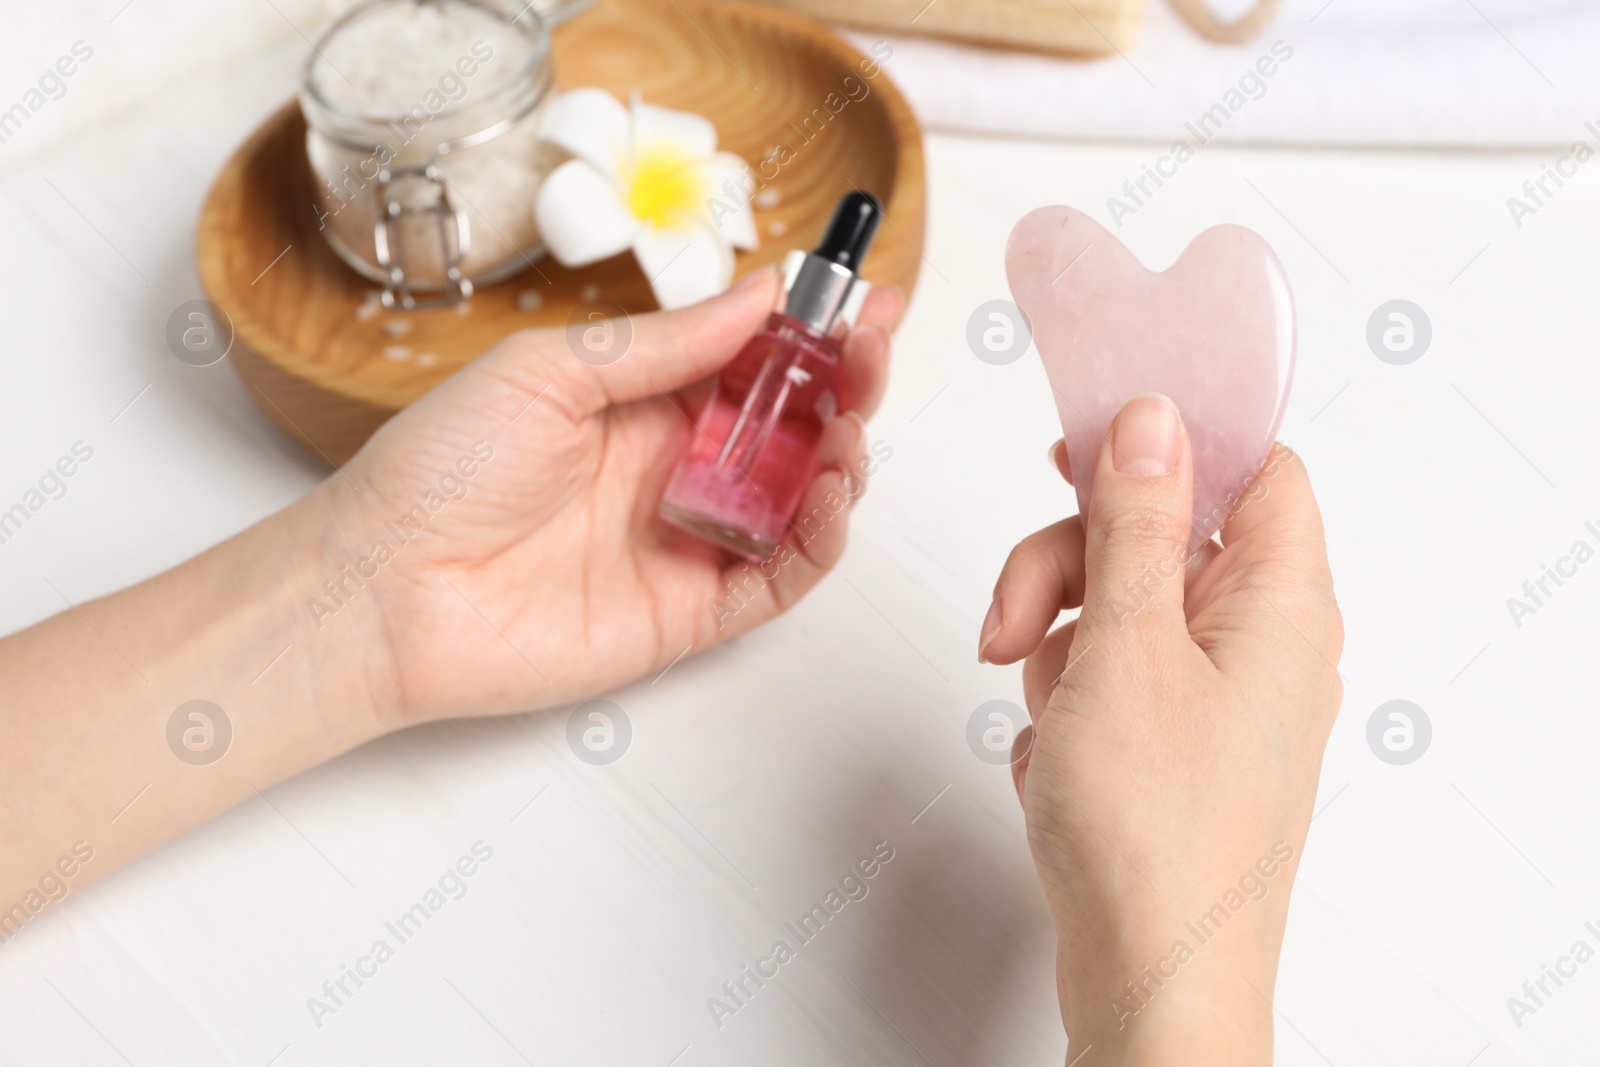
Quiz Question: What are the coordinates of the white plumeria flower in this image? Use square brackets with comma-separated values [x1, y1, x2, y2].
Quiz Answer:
[534, 88, 758, 310]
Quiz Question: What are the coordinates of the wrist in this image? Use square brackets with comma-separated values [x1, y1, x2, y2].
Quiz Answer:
[249, 484, 401, 746]
[135, 483, 398, 762]
[1058, 924, 1280, 1066]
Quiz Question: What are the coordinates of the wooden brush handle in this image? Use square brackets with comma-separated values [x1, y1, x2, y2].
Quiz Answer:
[733, 0, 1149, 56]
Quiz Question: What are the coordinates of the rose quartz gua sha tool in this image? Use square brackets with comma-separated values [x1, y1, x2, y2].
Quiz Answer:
[1005, 207, 1295, 551]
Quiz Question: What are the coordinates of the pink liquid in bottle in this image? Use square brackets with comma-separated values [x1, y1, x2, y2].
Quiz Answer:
[660, 313, 842, 559]
[659, 192, 881, 561]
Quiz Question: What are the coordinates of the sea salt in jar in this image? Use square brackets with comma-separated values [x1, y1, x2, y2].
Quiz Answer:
[300, 0, 561, 308]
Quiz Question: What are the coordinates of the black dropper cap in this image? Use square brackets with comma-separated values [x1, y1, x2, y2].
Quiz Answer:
[780, 191, 884, 331]
[813, 191, 882, 273]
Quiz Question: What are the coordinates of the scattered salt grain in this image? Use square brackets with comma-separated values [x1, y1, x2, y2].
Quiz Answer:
[580, 283, 601, 303]
[516, 290, 544, 312]
[382, 320, 412, 337]
[383, 345, 412, 361]
[416, 352, 439, 368]
[768, 220, 788, 237]
[754, 187, 782, 209]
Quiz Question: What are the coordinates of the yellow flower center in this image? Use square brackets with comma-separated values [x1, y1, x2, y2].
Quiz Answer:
[624, 146, 705, 228]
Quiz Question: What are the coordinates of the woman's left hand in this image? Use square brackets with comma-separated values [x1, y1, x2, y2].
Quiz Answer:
[312, 268, 902, 727]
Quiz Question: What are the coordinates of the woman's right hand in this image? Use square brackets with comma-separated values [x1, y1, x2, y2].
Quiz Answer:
[981, 394, 1344, 1065]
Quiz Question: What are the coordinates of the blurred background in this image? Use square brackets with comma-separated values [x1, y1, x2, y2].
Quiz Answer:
[6, 0, 1598, 163]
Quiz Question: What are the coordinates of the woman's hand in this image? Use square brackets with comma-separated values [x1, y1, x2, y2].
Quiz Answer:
[0, 271, 897, 908]
[316, 267, 901, 727]
[981, 395, 1343, 1064]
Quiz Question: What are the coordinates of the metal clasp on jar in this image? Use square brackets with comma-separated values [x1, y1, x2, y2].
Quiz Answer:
[373, 164, 473, 311]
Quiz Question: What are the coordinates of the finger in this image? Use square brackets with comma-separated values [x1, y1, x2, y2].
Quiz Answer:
[1186, 538, 1223, 588]
[816, 411, 870, 492]
[561, 266, 783, 411]
[1020, 620, 1079, 724]
[780, 412, 870, 563]
[1048, 438, 1073, 485]
[1077, 394, 1195, 636]
[857, 284, 905, 330]
[839, 323, 892, 420]
[673, 378, 718, 423]
[1219, 443, 1323, 553]
[702, 415, 867, 642]
[980, 517, 1085, 665]
[1010, 724, 1034, 801]
[835, 286, 903, 420]
[1216, 443, 1338, 637]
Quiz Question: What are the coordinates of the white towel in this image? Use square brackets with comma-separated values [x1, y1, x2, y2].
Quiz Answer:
[846, 0, 1600, 147]
[4, 0, 1593, 171]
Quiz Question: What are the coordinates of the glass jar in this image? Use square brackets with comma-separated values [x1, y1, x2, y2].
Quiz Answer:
[299, 0, 563, 308]
[521, 0, 596, 23]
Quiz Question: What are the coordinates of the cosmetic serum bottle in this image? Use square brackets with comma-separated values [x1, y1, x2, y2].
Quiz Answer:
[659, 191, 882, 560]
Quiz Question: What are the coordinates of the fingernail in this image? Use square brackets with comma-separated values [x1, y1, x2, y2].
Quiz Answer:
[1047, 438, 1066, 476]
[859, 321, 892, 350]
[978, 594, 1003, 663]
[880, 284, 907, 316]
[729, 265, 775, 294]
[1112, 394, 1180, 476]
[837, 413, 869, 503]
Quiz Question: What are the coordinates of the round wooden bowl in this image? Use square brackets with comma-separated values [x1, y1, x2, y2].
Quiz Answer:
[196, 0, 925, 465]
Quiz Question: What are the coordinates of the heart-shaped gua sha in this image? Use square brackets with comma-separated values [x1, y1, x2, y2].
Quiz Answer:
[1006, 207, 1295, 551]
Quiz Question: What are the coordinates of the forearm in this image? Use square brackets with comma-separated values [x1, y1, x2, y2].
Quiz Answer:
[0, 485, 388, 920]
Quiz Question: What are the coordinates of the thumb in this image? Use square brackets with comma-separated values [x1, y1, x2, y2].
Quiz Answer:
[1077, 394, 1195, 635]
[563, 266, 782, 410]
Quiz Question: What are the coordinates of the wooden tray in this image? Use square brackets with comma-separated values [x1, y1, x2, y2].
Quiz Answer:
[196, 0, 925, 465]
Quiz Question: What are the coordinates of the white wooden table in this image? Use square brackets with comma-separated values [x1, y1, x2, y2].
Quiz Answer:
[2, 24, 1599, 1067]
